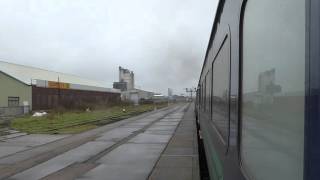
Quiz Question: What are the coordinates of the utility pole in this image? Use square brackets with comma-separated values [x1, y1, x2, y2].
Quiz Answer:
[168, 88, 173, 106]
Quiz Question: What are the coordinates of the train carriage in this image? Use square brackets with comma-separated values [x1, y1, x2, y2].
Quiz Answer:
[195, 0, 320, 180]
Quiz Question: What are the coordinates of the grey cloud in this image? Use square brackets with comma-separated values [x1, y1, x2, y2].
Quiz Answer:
[0, 0, 218, 95]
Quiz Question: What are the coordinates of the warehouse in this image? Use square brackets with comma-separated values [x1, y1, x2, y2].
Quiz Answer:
[0, 61, 121, 115]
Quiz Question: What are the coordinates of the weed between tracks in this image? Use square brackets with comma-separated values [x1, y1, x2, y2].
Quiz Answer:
[11, 104, 168, 134]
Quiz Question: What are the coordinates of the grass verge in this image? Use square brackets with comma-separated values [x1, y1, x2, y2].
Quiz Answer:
[11, 103, 168, 134]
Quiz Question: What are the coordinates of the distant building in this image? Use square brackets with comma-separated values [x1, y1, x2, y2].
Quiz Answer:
[113, 66, 155, 105]
[168, 88, 173, 98]
[172, 95, 187, 102]
[0, 61, 120, 116]
[244, 68, 282, 105]
[153, 94, 167, 103]
[113, 66, 134, 91]
[258, 69, 276, 94]
[122, 89, 154, 105]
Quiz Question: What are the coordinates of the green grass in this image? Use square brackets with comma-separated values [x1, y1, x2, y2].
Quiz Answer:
[11, 103, 168, 134]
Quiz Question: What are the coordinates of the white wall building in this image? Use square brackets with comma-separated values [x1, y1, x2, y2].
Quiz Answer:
[121, 89, 154, 105]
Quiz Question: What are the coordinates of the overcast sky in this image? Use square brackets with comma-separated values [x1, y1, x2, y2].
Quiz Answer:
[0, 0, 218, 95]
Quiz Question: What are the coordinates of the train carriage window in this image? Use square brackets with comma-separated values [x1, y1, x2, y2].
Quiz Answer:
[206, 71, 211, 112]
[241, 0, 305, 180]
[204, 79, 206, 110]
[203, 78, 206, 110]
[199, 86, 202, 108]
[212, 37, 230, 141]
[202, 82, 205, 109]
[203, 83, 205, 109]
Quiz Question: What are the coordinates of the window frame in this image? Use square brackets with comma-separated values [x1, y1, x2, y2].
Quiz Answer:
[304, 0, 320, 180]
[8, 96, 20, 107]
[202, 83, 205, 110]
[209, 33, 231, 147]
[205, 71, 211, 112]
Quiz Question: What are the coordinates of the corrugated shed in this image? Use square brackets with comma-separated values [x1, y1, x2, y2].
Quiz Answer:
[0, 61, 120, 93]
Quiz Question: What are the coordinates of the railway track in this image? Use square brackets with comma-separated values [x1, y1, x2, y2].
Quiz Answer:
[0, 104, 186, 179]
[44, 109, 154, 133]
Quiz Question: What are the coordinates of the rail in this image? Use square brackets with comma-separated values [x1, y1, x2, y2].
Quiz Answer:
[43, 109, 153, 133]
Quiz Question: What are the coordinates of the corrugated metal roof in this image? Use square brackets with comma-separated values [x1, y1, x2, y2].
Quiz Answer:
[0, 61, 120, 93]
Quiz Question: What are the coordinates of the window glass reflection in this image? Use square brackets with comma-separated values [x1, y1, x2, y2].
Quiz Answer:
[241, 0, 305, 180]
[212, 38, 230, 141]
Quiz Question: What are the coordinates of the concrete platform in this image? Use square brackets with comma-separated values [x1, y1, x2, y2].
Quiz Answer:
[77, 106, 187, 180]
[149, 104, 200, 180]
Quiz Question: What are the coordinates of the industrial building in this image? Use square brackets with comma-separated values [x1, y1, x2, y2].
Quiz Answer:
[113, 66, 154, 104]
[0, 61, 120, 116]
[113, 66, 134, 91]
